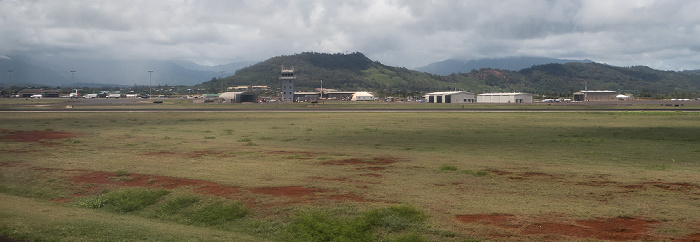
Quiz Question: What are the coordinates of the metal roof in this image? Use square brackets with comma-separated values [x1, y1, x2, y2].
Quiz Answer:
[425, 91, 473, 95]
[477, 92, 532, 96]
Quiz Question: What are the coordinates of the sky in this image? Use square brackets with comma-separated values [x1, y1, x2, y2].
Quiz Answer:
[2, 0, 700, 71]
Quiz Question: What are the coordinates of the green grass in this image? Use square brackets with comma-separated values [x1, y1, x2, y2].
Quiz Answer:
[190, 201, 249, 225]
[281, 205, 427, 242]
[103, 188, 170, 213]
[0, 193, 261, 241]
[439, 165, 458, 171]
[1, 110, 699, 241]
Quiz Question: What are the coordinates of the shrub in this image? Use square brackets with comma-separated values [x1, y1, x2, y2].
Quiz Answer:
[363, 205, 427, 231]
[114, 170, 130, 177]
[191, 201, 248, 225]
[282, 211, 376, 242]
[73, 194, 109, 209]
[104, 188, 169, 213]
[282, 205, 427, 241]
[155, 195, 200, 218]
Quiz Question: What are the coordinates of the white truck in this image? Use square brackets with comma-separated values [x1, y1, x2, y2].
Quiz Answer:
[84, 94, 98, 98]
[106, 93, 121, 98]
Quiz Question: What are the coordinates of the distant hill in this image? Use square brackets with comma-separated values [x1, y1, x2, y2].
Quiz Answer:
[0, 56, 252, 87]
[447, 63, 700, 97]
[200, 52, 700, 98]
[200, 52, 454, 93]
[415, 57, 593, 75]
[0, 56, 67, 87]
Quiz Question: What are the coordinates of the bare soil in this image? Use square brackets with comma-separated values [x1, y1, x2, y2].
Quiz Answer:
[454, 169, 700, 240]
[456, 214, 669, 241]
[0, 130, 82, 142]
[72, 171, 242, 198]
[321, 157, 398, 166]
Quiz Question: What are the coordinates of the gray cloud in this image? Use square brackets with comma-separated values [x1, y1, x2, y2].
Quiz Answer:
[1, 0, 699, 70]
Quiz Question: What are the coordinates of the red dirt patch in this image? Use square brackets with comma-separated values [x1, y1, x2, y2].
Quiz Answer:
[522, 217, 658, 241]
[321, 157, 398, 166]
[249, 185, 375, 204]
[185, 150, 223, 158]
[521, 172, 553, 177]
[249, 186, 318, 198]
[0, 149, 32, 154]
[577, 180, 619, 187]
[141, 151, 177, 156]
[328, 193, 369, 202]
[307, 176, 380, 186]
[645, 182, 698, 191]
[362, 166, 387, 171]
[0, 130, 82, 142]
[360, 173, 382, 177]
[682, 233, 700, 241]
[485, 169, 512, 176]
[456, 214, 513, 224]
[71, 171, 240, 198]
[308, 176, 351, 182]
[619, 182, 699, 191]
[322, 158, 366, 165]
[139, 150, 224, 159]
[457, 214, 660, 241]
[266, 151, 322, 159]
[620, 184, 646, 190]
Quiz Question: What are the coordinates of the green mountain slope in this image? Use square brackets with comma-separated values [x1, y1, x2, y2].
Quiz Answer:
[198, 52, 700, 98]
[199, 52, 457, 94]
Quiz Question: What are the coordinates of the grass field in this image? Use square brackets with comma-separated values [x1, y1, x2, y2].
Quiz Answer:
[1, 109, 699, 241]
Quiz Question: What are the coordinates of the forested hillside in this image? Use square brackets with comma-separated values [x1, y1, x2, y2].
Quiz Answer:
[198, 52, 700, 98]
[198, 52, 456, 95]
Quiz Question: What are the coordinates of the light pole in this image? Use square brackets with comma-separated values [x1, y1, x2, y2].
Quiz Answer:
[220, 71, 224, 93]
[70, 70, 76, 97]
[4, 70, 11, 98]
[148, 70, 153, 97]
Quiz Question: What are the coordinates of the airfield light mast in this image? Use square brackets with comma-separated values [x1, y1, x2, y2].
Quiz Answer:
[4, 70, 11, 98]
[148, 70, 153, 97]
[7, 69, 12, 91]
[220, 71, 225, 93]
[70, 70, 76, 97]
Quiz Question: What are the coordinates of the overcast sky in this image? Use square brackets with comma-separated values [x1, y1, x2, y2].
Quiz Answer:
[2, 0, 699, 70]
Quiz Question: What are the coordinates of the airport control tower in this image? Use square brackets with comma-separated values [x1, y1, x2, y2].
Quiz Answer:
[280, 66, 295, 102]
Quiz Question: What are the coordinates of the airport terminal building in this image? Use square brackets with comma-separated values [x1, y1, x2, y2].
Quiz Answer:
[573, 90, 618, 101]
[477, 93, 533, 103]
[425, 91, 476, 103]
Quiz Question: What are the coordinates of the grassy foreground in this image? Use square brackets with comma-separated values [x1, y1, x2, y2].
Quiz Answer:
[1, 111, 699, 241]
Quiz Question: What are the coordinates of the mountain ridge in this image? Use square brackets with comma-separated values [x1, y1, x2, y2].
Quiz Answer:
[0, 56, 253, 87]
[3, 52, 700, 98]
[198, 52, 700, 98]
[414, 57, 594, 75]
